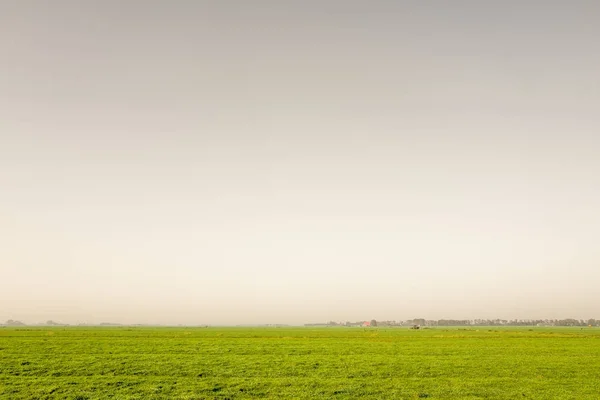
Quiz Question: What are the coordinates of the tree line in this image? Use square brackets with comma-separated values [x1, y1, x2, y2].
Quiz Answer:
[306, 318, 600, 327]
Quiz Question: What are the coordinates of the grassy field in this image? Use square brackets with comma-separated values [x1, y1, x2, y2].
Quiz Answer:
[1, 326, 599, 399]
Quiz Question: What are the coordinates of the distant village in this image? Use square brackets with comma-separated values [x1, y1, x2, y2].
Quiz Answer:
[2, 318, 599, 328]
[305, 318, 600, 328]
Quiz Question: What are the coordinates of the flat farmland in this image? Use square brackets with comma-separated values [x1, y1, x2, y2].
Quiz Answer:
[1, 327, 599, 399]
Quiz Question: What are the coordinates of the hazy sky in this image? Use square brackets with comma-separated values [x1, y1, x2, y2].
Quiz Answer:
[1, 1, 599, 325]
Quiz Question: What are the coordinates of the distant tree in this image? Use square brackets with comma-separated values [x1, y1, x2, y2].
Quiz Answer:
[370, 319, 377, 327]
[5, 320, 26, 326]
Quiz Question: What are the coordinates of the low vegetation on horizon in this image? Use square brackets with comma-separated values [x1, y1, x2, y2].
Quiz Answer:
[1, 326, 599, 399]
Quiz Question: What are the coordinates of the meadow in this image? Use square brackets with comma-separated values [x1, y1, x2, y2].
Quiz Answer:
[1, 326, 599, 399]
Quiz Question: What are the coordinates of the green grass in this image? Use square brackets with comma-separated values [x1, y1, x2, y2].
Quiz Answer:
[1, 326, 600, 399]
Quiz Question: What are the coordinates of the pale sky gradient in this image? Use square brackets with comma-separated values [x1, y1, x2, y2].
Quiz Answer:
[1, 1, 599, 325]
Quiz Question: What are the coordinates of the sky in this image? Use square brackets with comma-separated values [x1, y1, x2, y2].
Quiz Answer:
[1, 1, 599, 325]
